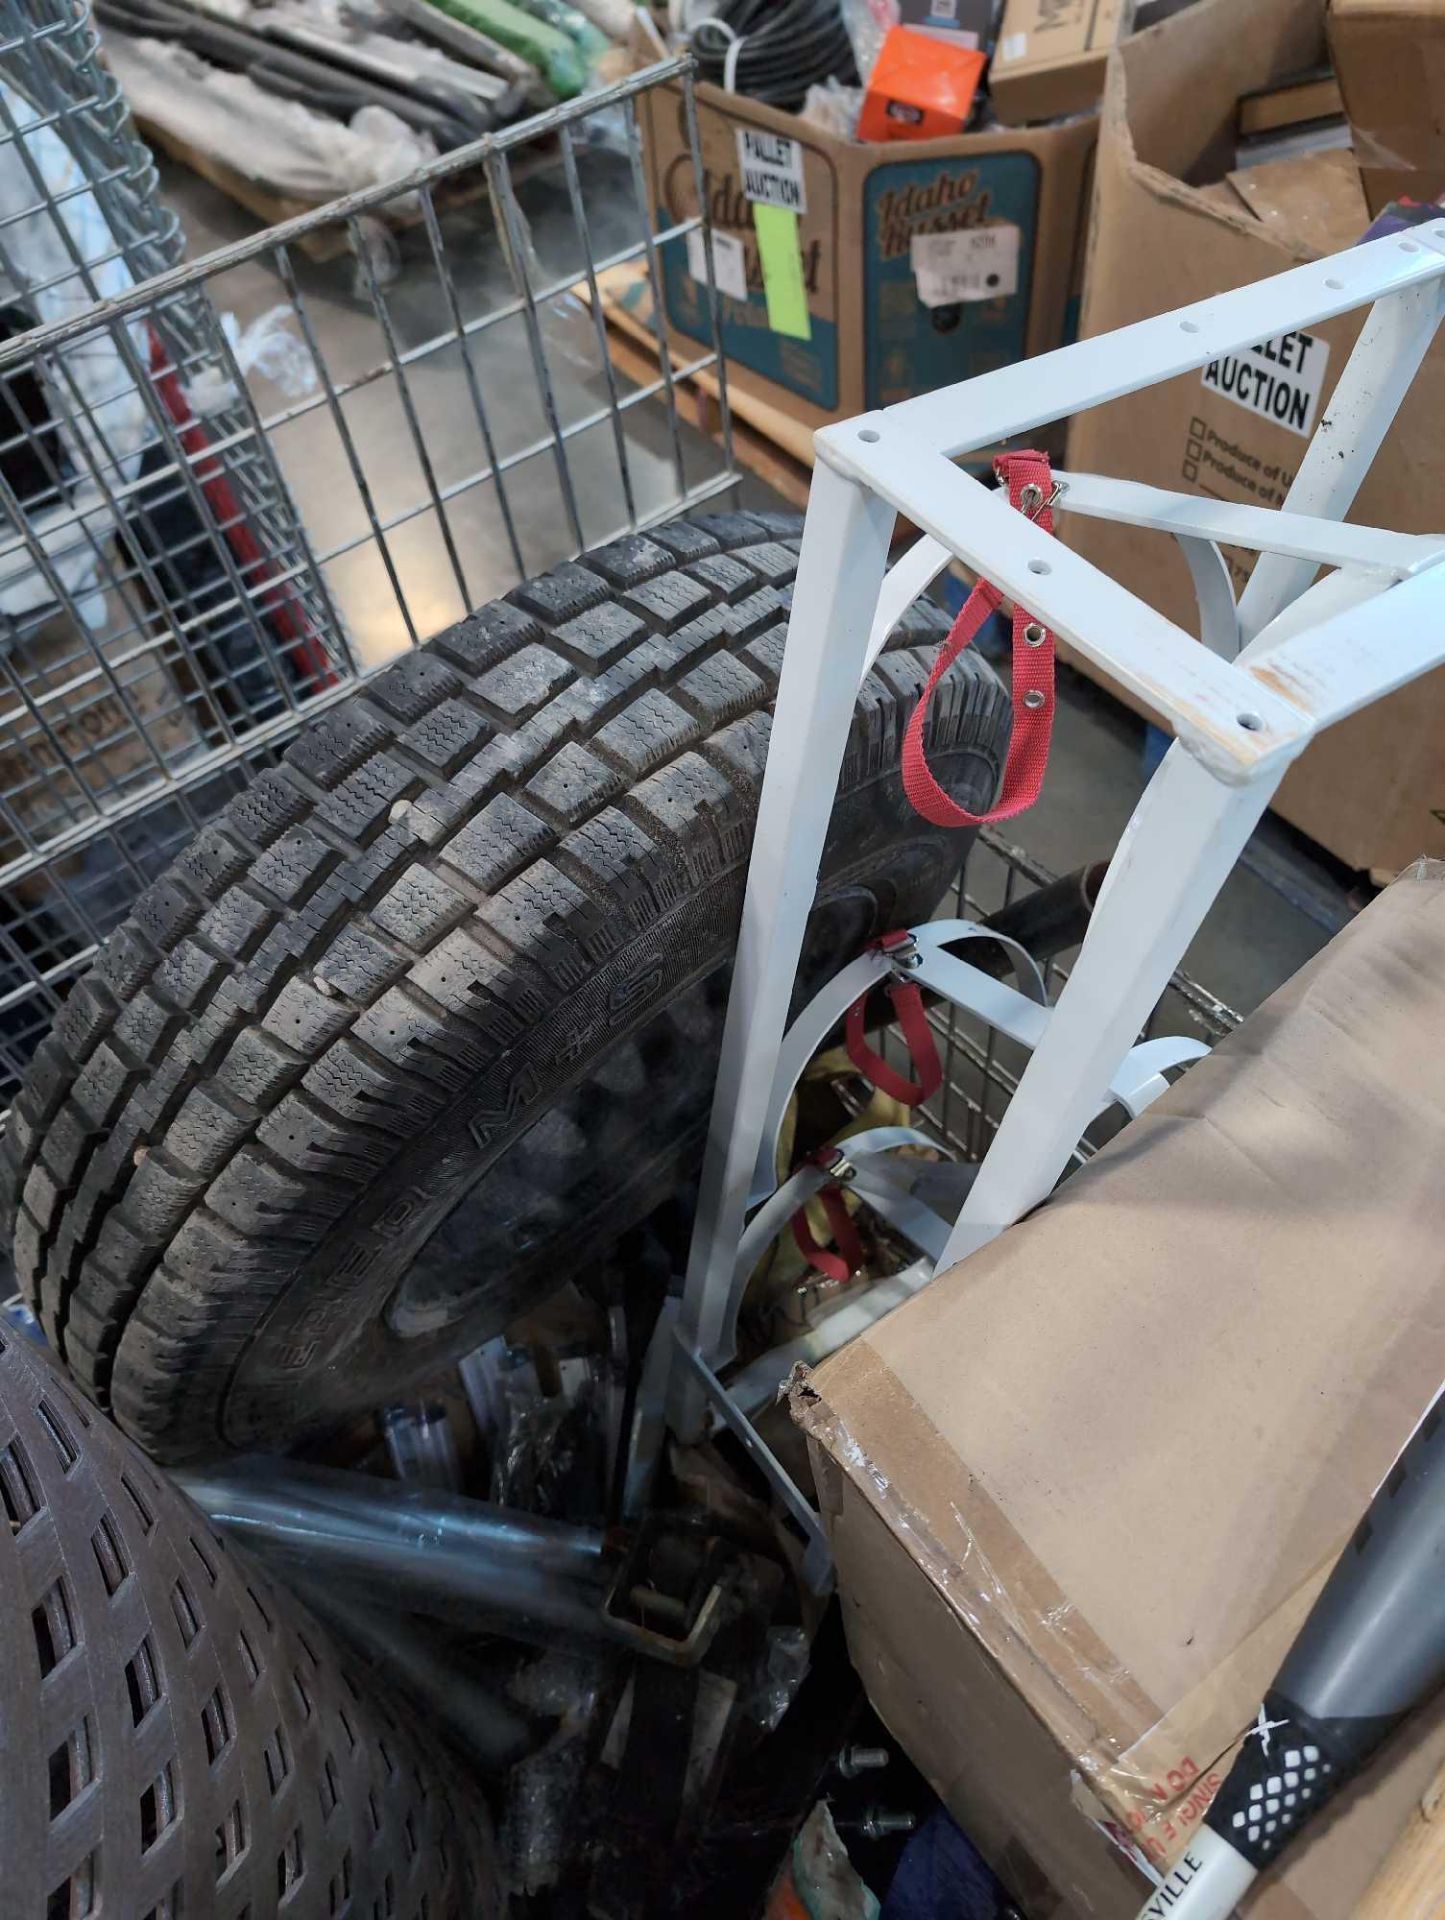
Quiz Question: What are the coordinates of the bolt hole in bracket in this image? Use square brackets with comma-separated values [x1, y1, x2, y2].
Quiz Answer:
[647, 222, 1445, 1579]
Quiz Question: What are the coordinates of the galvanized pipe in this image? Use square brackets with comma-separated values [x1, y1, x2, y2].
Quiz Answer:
[180, 1457, 620, 1646]
[283, 1574, 540, 1772]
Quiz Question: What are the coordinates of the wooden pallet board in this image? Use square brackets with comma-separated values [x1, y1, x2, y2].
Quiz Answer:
[140, 116, 505, 260]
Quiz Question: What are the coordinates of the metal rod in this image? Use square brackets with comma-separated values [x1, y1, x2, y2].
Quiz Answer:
[282, 1573, 539, 1771]
[348, 205, 473, 611]
[484, 144, 585, 554]
[559, 123, 638, 528]
[180, 1457, 621, 1644]
[0, 55, 697, 379]
[273, 243, 421, 648]
[622, 92, 687, 502]
[418, 187, 528, 582]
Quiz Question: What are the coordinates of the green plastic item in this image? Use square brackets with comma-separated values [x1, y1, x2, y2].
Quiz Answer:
[419, 0, 586, 95]
[508, 0, 609, 63]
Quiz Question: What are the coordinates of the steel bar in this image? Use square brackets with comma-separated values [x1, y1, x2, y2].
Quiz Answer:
[820, 429, 1308, 785]
[0, 55, 696, 378]
[180, 1458, 619, 1644]
[282, 1574, 539, 1771]
[1051, 469, 1443, 576]
[676, 461, 894, 1424]
[937, 742, 1284, 1269]
[882, 227, 1445, 458]
[1237, 277, 1445, 640]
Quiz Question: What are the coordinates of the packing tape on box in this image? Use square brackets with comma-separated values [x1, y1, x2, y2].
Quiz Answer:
[792, 1357, 1351, 1882]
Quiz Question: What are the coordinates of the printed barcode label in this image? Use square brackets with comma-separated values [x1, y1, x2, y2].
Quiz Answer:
[911, 224, 1021, 307]
[686, 226, 749, 302]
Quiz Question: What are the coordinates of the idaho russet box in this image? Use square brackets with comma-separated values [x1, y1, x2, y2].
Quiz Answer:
[638, 78, 1095, 432]
[795, 861, 1445, 1918]
[1062, 0, 1445, 876]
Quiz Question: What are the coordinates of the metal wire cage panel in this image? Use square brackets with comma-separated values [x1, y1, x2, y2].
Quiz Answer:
[0, 17, 734, 1110]
[898, 832, 1240, 1171]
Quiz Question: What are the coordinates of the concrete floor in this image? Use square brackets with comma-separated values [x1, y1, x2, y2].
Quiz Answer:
[162, 154, 1364, 1025]
[163, 140, 731, 671]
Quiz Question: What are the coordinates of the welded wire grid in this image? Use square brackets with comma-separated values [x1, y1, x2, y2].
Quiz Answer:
[0, 29, 734, 1109]
[878, 832, 1243, 1172]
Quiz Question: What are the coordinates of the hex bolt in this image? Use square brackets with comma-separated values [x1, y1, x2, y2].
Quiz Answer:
[858, 1807, 917, 1840]
[837, 1745, 891, 1778]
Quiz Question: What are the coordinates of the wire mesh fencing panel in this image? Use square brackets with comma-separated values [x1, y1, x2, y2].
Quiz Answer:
[0, 20, 734, 1110]
[879, 831, 1243, 1173]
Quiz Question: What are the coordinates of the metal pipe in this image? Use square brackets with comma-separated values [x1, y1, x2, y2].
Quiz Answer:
[282, 1573, 540, 1773]
[973, 861, 1108, 975]
[180, 1457, 619, 1646]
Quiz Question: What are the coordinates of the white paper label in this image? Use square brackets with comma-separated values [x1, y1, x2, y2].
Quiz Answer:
[735, 128, 807, 213]
[1200, 331, 1330, 437]
[910, 224, 1021, 307]
[686, 226, 748, 302]
[999, 29, 1028, 59]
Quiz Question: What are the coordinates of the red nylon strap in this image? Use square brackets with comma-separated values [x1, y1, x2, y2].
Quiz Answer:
[792, 1181, 864, 1283]
[901, 448, 1056, 829]
[844, 978, 943, 1106]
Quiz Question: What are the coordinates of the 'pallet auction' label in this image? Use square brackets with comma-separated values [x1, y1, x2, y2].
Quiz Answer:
[1201, 330, 1329, 437]
[735, 129, 807, 213]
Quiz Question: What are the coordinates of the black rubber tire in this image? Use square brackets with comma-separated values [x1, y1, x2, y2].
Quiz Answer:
[1, 512, 1009, 1462]
[0, 1317, 498, 1918]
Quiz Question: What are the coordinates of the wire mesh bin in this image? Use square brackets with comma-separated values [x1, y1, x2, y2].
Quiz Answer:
[0, 9, 734, 1109]
[896, 831, 1242, 1172]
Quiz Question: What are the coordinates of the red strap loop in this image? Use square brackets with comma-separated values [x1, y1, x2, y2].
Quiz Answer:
[844, 977, 942, 1106]
[901, 448, 1057, 830]
[792, 1180, 864, 1283]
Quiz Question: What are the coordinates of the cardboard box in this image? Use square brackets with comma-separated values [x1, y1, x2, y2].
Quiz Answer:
[638, 78, 1095, 431]
[1063, 0, 1445, 876]
[989, 0, 1129, 126]
[795, 861, 1445, 1918]
[1329, 0, 1445, 215]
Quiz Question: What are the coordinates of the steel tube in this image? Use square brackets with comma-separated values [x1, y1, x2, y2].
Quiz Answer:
[180, 1457, 617, 1644]
[283, 1574, 539, 1772]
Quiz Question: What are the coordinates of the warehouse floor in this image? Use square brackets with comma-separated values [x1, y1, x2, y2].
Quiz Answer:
[163, 155, 1364, 1028]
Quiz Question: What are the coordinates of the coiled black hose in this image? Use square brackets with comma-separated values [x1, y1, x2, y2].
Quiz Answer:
[690, 0, 858, 111]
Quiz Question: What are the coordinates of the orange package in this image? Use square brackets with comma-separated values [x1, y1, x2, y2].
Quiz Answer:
[857, 25, 986, 141]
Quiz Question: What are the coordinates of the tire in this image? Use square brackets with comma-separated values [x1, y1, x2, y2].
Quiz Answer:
[0, 1317, 498, 1918]
[2, 512, 1009, 1462]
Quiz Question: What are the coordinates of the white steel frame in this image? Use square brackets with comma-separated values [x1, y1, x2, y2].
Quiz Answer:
[660, 224, 1445, 1528]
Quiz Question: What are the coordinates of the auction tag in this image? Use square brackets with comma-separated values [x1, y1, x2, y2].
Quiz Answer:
[752, 204, 811, 340]
[1200, 331, 1330, 437]
[910, 224, 1021, 307]
[686, 226, 749, 302]
[736, 128, 807, 213]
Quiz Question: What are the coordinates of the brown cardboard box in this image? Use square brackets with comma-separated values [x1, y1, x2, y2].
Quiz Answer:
[990, 0, 1129, 125]
[1329, 0, 1445, 215]
[795, 861, 1445, 1918]
[1063, 0, 1445, 876]
[638, 78, 1095, 433]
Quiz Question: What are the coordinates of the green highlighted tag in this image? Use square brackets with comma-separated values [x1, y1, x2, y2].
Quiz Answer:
[751, 203, 812, 341]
